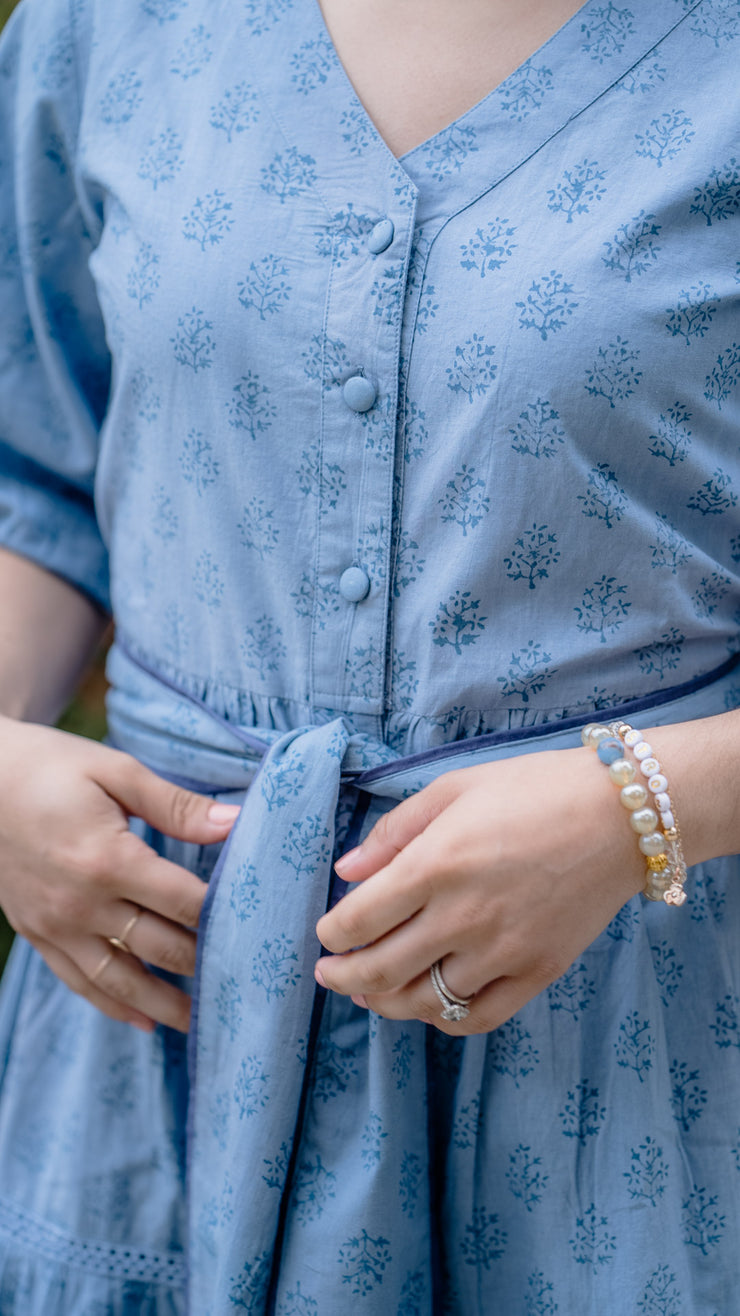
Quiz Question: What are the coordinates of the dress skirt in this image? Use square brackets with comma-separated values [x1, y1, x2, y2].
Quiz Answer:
[0, 646, 738, 1315]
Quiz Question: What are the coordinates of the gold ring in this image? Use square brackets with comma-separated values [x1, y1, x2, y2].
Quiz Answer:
[90, 950, 114, 983]
[108, 909, 142, 956]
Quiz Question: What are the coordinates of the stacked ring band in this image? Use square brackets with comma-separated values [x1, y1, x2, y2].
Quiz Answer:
[108, 909, 142, 955]
[430, 960, 473, 1022]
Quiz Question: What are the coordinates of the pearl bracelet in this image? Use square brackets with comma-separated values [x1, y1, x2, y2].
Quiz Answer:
[581, 720, 688, 907]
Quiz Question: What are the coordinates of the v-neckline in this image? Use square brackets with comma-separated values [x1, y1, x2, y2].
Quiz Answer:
[313, 0, 593, 164]
[248, 0, 705, 238]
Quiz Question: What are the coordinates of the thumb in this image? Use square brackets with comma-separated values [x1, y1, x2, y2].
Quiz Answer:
[333, 772, 461, 882]
[98, 750, 241, 843]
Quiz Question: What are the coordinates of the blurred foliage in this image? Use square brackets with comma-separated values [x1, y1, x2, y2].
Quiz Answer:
[0, 643, 110, 977]
[0, 0, 19, 31]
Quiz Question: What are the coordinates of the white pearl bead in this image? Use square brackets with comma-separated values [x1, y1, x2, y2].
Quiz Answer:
[655, 792, 671, 812]
[633, 741, 653, 761]
[639, 757, 660, 777]
[624, 729, 642, 747]
[589, 726, 613, 746]
[581, 722, 601, 746]
[660, 810, 675, 830]
[609, 758, 636, 785]
[620, 783, 649, 811]
[648, 774, 668, 795]
[639, 831, 668, 857]
[630, 807, 660, 835]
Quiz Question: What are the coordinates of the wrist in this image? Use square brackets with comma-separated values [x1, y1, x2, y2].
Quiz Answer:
[641, 709, 740, 868]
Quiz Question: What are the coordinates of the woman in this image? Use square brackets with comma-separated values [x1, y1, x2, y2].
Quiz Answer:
[0, 0, 738, 1310]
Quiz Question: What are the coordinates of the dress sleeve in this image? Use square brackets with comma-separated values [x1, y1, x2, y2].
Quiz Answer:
[0, 0, 111, 614]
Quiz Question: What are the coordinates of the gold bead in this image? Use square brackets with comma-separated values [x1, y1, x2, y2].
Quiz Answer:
[646, 855, 669, 872]
[664, 826, 679, 840]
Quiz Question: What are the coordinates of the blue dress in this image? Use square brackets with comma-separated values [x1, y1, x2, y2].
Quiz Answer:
[0, 0, 739, 1311]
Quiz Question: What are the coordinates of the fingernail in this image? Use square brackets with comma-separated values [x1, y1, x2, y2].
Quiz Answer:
[314, 965, 327, 988]
[334, 845, 362, 876]
[351, 995, 368, 1010]
[208, 803, 241, 825]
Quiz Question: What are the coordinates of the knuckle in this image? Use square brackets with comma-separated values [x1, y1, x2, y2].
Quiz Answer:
[331, 905, 364, 948]
[452, 895, 492, 934]
[494, 931, 527, 972]
[70, 840, 112, 886]
[534, 952, 567, 987]
[368, 811, 396, 852]
[154, 937, 194, 976]
[105, 965, 137, 1006]
[174, 895, 203, 930]
[361, 964, 394, 996]
[168, 786, 198, 835]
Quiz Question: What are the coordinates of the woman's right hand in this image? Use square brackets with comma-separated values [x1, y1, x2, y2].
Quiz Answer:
[0, 715, 241, 1033]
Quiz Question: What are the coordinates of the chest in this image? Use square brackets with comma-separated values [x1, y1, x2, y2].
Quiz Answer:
[317, 0, 588, 157]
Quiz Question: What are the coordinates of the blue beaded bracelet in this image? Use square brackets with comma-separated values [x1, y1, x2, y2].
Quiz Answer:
[581, 721, 687, 906]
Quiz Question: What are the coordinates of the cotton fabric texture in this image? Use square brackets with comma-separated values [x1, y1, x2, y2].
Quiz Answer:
[0, 0, 739, 1311]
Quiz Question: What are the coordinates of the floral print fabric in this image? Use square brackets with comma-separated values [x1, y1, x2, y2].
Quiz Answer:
[0, 0, 739, 1311]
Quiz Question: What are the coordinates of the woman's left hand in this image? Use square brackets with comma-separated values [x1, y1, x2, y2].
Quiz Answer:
[315, 743, 650, 1034]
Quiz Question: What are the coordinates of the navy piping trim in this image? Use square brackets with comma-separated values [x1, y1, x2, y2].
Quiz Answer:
[352, 653, 740, 787]
[115, 639, 740, 793]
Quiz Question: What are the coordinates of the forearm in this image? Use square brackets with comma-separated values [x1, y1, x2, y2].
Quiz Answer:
[0, 548, 109, 724]
[642, 709, 740, 867]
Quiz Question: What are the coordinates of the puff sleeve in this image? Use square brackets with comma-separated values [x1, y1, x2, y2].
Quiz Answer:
[0, 0, 111, 613]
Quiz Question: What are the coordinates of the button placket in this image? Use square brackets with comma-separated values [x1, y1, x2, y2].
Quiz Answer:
[311, 193, 417, 712]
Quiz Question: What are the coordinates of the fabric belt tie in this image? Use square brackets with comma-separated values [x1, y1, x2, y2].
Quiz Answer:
[106, 639, 740, 1312]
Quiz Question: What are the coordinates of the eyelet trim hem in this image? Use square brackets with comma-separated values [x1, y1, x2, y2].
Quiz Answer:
[0, 1196, 186, 1287]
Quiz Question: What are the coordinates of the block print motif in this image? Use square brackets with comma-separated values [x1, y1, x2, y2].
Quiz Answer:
[635, 629, 685, 680]
[498, 60, 553, 120]
[558, 1081, 606, 1144]
[670, 1059, 708, 1132]
[509, 399, 565, 458]
[430, 591, 487, 653]
[169, 24, 212, 79]
[182, 190, 234, 250]
[497, 642, 558, 704]
[437, 465, 490, 535]
[614, 1011, 654, 1081]
[210, 82, 260, 140]
[504, 524, 560, 590]
[505, 1145, 549, 1212]
[704, 342, 740, 409]
[580, 4, 635, 62]
[459, 218, 517, 277]
[338, 1231, 392, 1296]
[634, 110, 695, 167]
[547, 160, 607, 222]
[690, 158, 740, 224]
[516, 271, 579, 340]
[637, 1265, 682, 1316]
[137, 129, 184, 188]
[127, 242, 160, 308]
[665, 282, 718, 344]
[682, 1186, 726, 1253]
[602, 210, 662, 280]
[569, 1205, 616, 1268]
[525, 1271, 559, 1315]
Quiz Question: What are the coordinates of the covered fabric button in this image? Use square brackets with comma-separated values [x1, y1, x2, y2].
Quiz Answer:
[367, 218, 394, 254]
[342, 375, 377, 412]
[338, 567, 370, 602]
